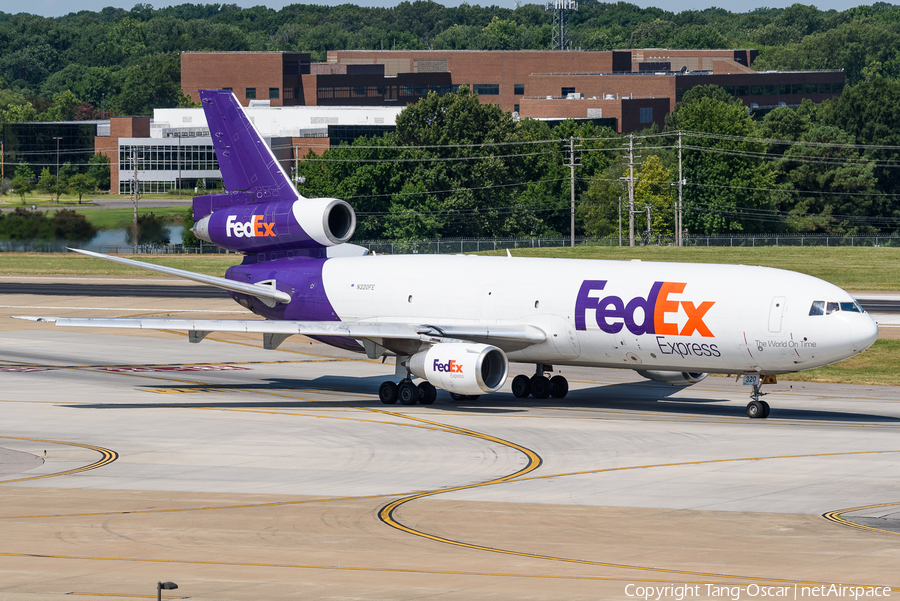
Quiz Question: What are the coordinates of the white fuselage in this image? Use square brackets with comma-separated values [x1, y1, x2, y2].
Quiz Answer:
[320, 255, 878, 375]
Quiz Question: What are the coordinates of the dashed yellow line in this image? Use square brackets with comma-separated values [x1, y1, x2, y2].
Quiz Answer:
[0, 436, 117, 484]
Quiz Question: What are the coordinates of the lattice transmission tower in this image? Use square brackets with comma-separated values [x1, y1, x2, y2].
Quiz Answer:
[545, 0, 578, 51]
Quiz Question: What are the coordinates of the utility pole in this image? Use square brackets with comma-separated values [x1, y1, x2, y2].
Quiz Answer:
[567, 136, 580, 247]
[618, 195, 622, 247]
[53, 136, 63, 203]
[677, 131, 683, 247]
[132, 148, 138, 254]
[627, 134, 635, 247]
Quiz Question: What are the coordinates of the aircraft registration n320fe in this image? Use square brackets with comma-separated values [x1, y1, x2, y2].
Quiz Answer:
[16, 90, 879, 419]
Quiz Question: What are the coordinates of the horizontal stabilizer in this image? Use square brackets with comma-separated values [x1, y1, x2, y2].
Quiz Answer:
[67, 248, 291, 304]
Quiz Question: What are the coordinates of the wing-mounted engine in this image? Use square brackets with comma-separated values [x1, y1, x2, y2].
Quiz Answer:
[407, 343, 509, 396]
[192, 197, 356, 253]
[636, 370, 708, 386]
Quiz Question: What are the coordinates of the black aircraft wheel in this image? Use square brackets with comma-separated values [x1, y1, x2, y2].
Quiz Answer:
[417, 382, 437, 405]
[379, 381, 398, 404]
[511, 374, 531, 398]
[449, 392, 464, 401]
[530, 375, 551, 399]
[746, 400, 765, 418]
[549, 375, 569, 399]
[398, 381, 418, 405]
[760, 400, 771, 418]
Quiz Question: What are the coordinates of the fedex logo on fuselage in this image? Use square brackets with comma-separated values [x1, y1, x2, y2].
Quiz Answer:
[575, 280, 715, 337]
[226, 215, 276, 238]
[433, 359, 463, 373]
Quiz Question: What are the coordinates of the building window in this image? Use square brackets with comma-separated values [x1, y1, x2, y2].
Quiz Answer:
[514, 84, 524, 95]
[561, 87, 575, 96]
[722, 86, 735, 97]
[472, 84, 499, 95]
[778, 84, 789, 94]
[806, 83, 817, 94]
[639, 107, 653, 123]
[269, 87, 279, 99]
[283, 88, 293, 99]
[792, 84, 803, 95]
[819, 82, 831, 94]
[514, 104, 520, 113]
[246, 88, 256, 99]
[833, 82, 845, 94]
[751, 85, 764, 95]
[765, 85, 776, 95]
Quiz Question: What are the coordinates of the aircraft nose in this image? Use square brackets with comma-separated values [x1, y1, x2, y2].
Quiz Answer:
[850, 314, 878, 351]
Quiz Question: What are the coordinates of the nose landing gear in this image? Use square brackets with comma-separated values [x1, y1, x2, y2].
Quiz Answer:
[746, 383, 771, 418]
[511, 364, 569, 399]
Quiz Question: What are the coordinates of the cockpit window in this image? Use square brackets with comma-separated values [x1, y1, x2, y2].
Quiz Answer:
[809, 301, 825, 316]
[840, 301, 862, 313]
[826, 302, 840, 315]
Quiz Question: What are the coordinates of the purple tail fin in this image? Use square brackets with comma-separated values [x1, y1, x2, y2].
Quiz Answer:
[194, 90, 300, 220]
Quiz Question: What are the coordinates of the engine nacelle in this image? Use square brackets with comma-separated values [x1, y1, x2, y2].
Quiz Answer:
[636, 370, 708, 386]
[408, 343, 509, 396]
[193, 197, 356, 253]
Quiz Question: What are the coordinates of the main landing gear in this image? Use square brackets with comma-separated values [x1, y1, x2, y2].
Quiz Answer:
[511, 364, 569, 399]
[379, 379, 437, 405]
[746, 383, 770, 419]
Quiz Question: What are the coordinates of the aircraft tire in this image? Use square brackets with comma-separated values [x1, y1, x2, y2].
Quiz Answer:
[449, 393, 464, 401]
[760, 400, 770, 418]
[379, 381, 398, 404]
[531, 376, 551, 399]
[511, 375, 531, 398]
[746, 400, 765, 418]
[550, 375, 569, 399]
[398, 381, 418, 405]
[418, 382, 437, 405]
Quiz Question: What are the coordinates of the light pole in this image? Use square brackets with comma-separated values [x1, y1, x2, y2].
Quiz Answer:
[157, 581, 178, 601]
[52, 136, 63, 203]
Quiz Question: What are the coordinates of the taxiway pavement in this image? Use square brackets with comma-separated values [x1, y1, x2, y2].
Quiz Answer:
[1, 289, 899, 600]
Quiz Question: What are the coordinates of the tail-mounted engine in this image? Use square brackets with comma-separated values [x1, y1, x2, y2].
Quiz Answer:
[636, 370, 708, 386]
[193, 197, 356, 253]
[408, 343, 509, 396]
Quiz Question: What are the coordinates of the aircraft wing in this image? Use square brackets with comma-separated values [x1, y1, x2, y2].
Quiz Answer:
[13, 316, 546, 352]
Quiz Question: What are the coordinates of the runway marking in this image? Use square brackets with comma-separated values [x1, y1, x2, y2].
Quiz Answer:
[4, 551, 886, 588]
[0, 436, 118, 484]
[67, 594, 188, 599]
[0, 304, 245, 313]
[8, 363, 900, 589]
[824, 501, 900, 537]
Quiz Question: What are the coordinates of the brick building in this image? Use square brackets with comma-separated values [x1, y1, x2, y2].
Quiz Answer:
[182, 50, 844, 134]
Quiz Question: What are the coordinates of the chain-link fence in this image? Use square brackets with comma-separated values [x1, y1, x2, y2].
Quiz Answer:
[2, 233, 899, 254]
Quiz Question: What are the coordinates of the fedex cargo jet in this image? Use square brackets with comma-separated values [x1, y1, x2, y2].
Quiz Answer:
[17, 90, 878, 419]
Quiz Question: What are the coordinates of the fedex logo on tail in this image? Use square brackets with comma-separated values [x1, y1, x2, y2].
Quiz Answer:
[226, 215, 276, 238]
[575, 280, 715, 337]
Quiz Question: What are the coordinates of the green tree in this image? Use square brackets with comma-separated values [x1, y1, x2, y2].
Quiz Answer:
[37, 167, 56, 197]
[125, 212, 170, 246]
[181, 207, 200, 246]
[45, 90, 83, 121]
[11, 164, 35, 204]
[49, 209, 97, 242]
[633, 155, 675, 239]
[673, 94, 779, 234]
[88, 154, 112, 191]
[68, 173, 97, 204]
